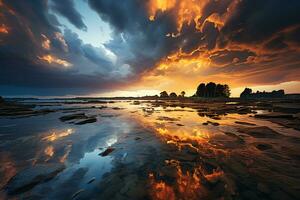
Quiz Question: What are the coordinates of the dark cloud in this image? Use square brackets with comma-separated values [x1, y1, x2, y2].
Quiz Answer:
[50, 0, 87, 31]
[0, 0, 300, 96]
[221, 0, 300, 44]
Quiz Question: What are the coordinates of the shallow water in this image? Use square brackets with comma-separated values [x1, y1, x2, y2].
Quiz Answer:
[0, 100, 300, 199]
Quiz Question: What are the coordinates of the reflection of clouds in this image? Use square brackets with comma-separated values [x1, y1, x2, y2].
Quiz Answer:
[0, 153, 17, 189]
[149, 158, 225, 200]
[42, 129, 74, 142]
[59, 144, 72, 163]
[44, 145, 54, 161]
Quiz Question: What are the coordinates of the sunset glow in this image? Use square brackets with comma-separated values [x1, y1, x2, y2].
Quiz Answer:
[38, 54, 72, 68]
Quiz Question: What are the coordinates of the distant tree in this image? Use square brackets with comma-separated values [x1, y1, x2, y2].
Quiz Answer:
[160, 91, 169, 98]
[240, 88, 252, 98]
[169, 92, 177, 98]
[206, 82, 216, 97]
[180, 91, 186, 97]
[0, 96, 3, 103]
[223, 84, 231, 97]
[215, 84, 224, 97]
[196, 83, 206, 97]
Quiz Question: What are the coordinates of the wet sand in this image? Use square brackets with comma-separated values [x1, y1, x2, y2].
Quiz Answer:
[0, 99, 299, 200]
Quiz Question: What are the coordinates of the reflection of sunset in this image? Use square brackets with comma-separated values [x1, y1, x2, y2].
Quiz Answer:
[44, 145, 54, 157]
[149, 164, 211, 200]
[59, 144, 72, 163]
[0, 24, 8, 34]
[42, 129, 74, 142]
[0, 153, 17, 189]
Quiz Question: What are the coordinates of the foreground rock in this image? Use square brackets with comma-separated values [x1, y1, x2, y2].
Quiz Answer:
[254, 113, 295, 119]
[0, 99, 53, 117]
[235, 121, 256, 126]
[59, 113, 87, 121]
[99, 147, 115, 157]
[59, 113, 97, 125]
[238, 126, 281, 138]
[5, 163, 65, 194]
[75, 117, 97, 125]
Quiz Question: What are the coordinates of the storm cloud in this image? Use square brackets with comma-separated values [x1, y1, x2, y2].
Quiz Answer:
[0, 0, 300, 96]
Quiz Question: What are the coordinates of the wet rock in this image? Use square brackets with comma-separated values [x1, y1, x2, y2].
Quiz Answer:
[157, 116, 179, 121]
[71, 189, 84, 199]
[235, 121, 256, 126]
[5, 163, 65, 194]
[59, 113, 86, 121]
[238, 126, 281, 138]
[135, 137, 142, 140]
[100, 114, 119, 118]
[99, 147, 115, 157]
[224, 132, 245, 143]
[87, 177, 95, 184]
[207, 121, 220, 126]
[98, 106, 108, 109]
[75, 117, 97, 125]
[112, 107, 124, 110]
[255, 143, 272, 151]
[237, 107, 252, 114]
[132, 101, 140, 105]
[0, 100, 54, 117]
[254, 113, 295, 119]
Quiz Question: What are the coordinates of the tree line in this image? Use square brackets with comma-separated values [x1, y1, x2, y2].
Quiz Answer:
[159, 82, 230, 98]
[240, 88, 285, 99]
[160, 91, 186, 98]
[195, 82, 230, 98]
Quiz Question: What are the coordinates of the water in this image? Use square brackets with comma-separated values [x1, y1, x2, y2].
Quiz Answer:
[0, 100, 299, 199]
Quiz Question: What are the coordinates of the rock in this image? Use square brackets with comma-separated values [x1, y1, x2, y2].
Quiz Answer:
[238, 126, 281, 138]
[133, 101, 140, 105]
[207, 121, 220, 126]
[112, 107, 123, 110]
[156, 116, 179, 121]
[98, 106, 108, 109]
[71, 189, 85, 199]
[255, 143, 272, 151]
[176, 123, 184, 126]
[235, 121, 256, 126]
[75, 117, 97, 125]
[5, 163, 65, 194]
[202, 122, 209, 125]
[254, 113, 295, 119]
[87, 177, 96, 184]
[59, 113, 87, 121]
[135, 137, 141, 140]
[99, 147, 115, 157]
[224, 132, 245, 143]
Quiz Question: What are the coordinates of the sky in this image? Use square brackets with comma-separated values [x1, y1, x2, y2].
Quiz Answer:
[0, 0, 300, 97]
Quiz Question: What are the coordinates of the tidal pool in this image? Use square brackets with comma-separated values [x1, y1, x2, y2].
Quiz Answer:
[0, 100, 299, 199]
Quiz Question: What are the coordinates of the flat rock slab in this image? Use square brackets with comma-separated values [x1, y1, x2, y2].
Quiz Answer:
[238, 126, 281, 138]
[5, 163, 65, 194]
[75, 117, 97, 125]
[254, 113, 295, 119]
[59, 113, 87, 121]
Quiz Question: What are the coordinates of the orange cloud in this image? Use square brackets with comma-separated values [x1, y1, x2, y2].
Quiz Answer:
[41, 34, 51, 50]
[38, 54, 72, 67]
